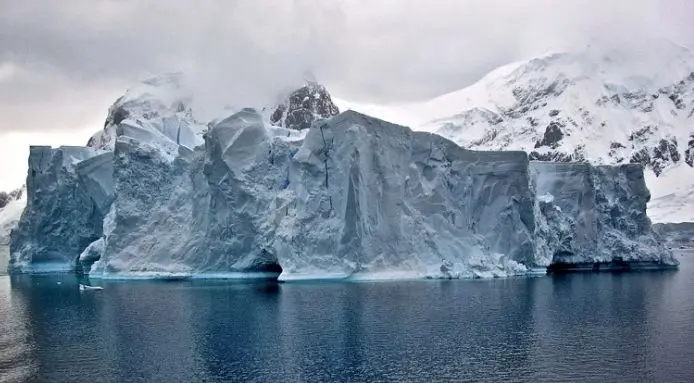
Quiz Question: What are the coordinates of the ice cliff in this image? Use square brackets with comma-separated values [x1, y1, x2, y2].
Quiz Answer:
[532, 162, 673, 270]
[9, 146, 113, 273]
[6, 76, 677, 278]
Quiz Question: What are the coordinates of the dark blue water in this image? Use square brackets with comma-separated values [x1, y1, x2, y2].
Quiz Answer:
[1, 251, 693, 383]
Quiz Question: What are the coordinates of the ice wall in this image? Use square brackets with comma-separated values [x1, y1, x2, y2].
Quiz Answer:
[532, 162, 677, 268]
[9, 146, 114, 273]
[8, 111, 676, 278]
[274, 111, 534, 279]
[87, 109, 294, 278]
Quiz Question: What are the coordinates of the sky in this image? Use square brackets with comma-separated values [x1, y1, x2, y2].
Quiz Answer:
[1, 0, 694, 190]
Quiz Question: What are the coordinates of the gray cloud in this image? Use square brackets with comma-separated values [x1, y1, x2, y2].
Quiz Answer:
[1, 0, 694, 136]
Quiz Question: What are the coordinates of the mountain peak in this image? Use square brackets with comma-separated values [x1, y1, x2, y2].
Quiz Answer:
[269, 81, 340, 130]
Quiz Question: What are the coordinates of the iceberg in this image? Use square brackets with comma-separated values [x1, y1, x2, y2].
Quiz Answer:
[7, 82, 677, 279]
[532, 162, 677, 271]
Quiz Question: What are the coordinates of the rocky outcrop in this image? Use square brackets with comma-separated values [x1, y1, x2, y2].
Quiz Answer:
[270, 82, 340, 131]
[0, 187, 26, 246]
[685, 135, 694, 167]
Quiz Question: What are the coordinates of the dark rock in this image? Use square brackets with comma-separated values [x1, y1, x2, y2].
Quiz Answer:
[105, 103, 129, 128]
[270, 82, 340, 130]
[0, 188, 23, 209]
[684, 135, 694, 167]
[608, 142, 626, 163]
[0, 192, 8, 209]
[534, 122, 564, 149]
[653, 137, 680, 164]
[529, 151, 574, 162]
[549, 109, 560, 117]
[630, 148, 652, 172]
[669, 93, 686, 110]
[629, 126, 655, 143]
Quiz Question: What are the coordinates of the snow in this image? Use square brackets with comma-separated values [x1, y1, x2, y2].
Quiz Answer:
[645, 163, 694, 223]
[87, 73, 206, 152]
[0, 187, 26, 246]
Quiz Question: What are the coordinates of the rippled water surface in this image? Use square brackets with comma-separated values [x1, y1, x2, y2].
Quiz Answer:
[1, 251, 693, 382]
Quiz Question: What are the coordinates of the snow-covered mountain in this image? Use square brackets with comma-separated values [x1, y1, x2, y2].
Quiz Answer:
[269, 82, 340, 130]
[337, 42, 694, 223]
[0, 187, 26, 246]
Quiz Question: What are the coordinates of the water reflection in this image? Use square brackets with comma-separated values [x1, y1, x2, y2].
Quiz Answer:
[0, 277, 36, 383]
[0, 255, 691, 382]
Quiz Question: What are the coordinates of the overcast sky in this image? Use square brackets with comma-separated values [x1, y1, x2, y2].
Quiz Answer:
[1, 0, 693, 190]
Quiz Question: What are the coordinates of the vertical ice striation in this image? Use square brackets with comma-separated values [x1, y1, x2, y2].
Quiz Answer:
[9, 146, 113, 273]
[532, 162, 677, 270]
[274, 111, 534, 280]
[87, 109, 296, 278]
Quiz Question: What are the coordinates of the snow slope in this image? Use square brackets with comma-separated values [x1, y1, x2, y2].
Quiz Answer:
[0, 187, 25, 246]
[336, 42, 694, 222]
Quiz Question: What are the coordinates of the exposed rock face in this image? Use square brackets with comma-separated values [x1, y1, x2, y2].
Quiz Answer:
[9, 146, 114, 273]
[685, 135, 694, 167]
[8, 111, 676, 278]
[0, 189, 22, 209]
[270, 82, 340, 130]
[534, 122, 565, 149]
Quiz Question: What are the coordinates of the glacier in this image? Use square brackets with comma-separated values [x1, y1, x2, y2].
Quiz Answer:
[7, 101, 677, 279]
